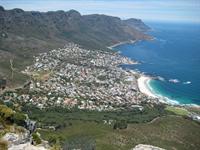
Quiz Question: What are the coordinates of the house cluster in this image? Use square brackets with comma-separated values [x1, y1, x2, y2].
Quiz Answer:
[1, 43, 158, 111]
[188, 113, 200, 123]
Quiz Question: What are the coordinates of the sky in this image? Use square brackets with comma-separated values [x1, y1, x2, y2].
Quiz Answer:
[0, 0, 200, 23]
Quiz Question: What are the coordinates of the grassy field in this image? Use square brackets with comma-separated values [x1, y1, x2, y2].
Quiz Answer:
[39, 116, 200, 150]
[165, 106, 190, 116]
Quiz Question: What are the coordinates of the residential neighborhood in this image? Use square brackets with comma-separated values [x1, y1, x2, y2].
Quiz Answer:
[1, 43, 159, 111]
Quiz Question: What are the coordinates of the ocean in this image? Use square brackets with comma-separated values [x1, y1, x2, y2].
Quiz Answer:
[114, 22, 200, 105]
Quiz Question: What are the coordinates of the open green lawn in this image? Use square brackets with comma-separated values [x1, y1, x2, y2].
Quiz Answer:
[39, 116, 200, 150]
[165, 106, 190, 116]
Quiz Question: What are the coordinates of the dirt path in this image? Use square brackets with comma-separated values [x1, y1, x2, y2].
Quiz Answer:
[148, 116, 160, 124]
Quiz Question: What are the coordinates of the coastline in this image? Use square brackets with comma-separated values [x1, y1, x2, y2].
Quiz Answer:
[109, 41, 200, 108]
[137, 75, 178, 105]
[108, 40, 162, 102]
[107, 40, 136, 49]
[137, 76, 158, 99]
[137, 75, 200, 108]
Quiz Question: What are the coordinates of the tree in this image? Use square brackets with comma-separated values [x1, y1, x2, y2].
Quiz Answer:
[13, 112, 26, 126]
[113, 120, 127, 130]
[0, 105, 14, 121]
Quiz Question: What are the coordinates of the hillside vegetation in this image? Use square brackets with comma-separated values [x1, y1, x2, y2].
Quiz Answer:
[0, 6, 151, 87]
[20, 105, 200, 150]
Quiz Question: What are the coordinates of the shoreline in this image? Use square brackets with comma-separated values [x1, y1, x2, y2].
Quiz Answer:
[108, 41, 164, 104]
[107, 40, 136, 49]
[137, 76, 158, 99]
[137, 75, 179, 105]
[109, 40, 200, 108]
[137, 75, 200, 108]
[110, 41, 200, 108]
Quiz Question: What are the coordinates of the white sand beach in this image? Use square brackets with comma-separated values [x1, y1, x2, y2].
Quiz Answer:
[137, 76, 158, 98]
[137, 76, 181, 105]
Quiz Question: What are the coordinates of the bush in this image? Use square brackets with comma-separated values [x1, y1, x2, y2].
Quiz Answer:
[48, 135, 58, 144]
[13, 112, 26, 126]
[0, 105, 14, 121]
[113, 120, 127, 130]
[32, 132, 42, 145]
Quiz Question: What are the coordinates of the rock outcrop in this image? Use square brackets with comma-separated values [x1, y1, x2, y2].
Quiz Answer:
[132, 144, 165, 150]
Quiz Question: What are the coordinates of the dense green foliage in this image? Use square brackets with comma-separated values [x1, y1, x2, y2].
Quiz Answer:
[22, 104, 169, 128]
[13, 112, 26, 126]
[1, 102, 200, 150]
[0, 104, 14, 121]
[21, 103, 200, 149]
[113, 120, 127, 130]
[38, 116, 200, 150]
[0, 104, 26, 126]
[32, 132, 42, 145]
[20, 104, 172, 149]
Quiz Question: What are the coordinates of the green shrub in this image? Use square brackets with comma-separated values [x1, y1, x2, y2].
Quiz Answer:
[113, 120, 127, 130]
[48, 135, 58, 144]
[32, 132, 42, 145]
[13, 112, 26, 126]
[0, 105, 14, 120]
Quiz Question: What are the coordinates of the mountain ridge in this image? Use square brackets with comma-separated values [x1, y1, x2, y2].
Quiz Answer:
[0, 6, 151, 87]
[0, 6, 151, 51]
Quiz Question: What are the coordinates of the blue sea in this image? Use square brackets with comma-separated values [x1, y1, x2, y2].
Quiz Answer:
[114, 22, 200, 105]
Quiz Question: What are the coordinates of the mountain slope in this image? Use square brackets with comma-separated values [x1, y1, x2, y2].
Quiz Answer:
[0, 6, 151, 87]
[0, 6, 150, 51]
[124, 18, 151, 32]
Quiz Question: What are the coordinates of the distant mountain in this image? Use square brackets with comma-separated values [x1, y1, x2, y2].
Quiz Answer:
[123, 18, 151, 32]
[0, 6, 151, 86]
[0, 6, 151, 51]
